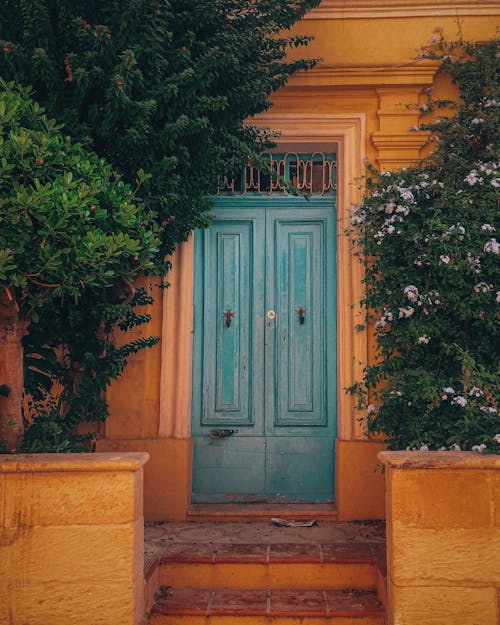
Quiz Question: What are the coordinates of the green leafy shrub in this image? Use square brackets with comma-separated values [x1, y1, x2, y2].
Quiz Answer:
[0, 79, 160, 447]
[349, 38, 499, 453]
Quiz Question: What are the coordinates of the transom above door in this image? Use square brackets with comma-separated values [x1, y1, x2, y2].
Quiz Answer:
[191, 153, 337, 503]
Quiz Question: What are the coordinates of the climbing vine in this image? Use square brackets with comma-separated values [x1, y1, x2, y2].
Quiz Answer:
[349, 37, 499, 453]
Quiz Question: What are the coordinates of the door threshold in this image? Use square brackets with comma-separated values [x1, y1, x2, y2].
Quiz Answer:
[188, 502, 338, 522]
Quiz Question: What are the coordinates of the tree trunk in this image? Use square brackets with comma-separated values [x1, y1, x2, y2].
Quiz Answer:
[0, 303, 28, 452]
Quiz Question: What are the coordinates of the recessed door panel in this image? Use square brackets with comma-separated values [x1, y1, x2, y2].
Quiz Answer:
[270, 218, 327, 427]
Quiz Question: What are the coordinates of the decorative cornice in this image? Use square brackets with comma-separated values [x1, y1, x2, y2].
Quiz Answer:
[305, 1, 500, 20]
[371, 131, 431, 148]
[287, 61, 440, 88]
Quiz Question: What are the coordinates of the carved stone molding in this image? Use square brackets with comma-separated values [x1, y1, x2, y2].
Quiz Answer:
[371, 131, 431, 169]
[287, 61, 440, 89]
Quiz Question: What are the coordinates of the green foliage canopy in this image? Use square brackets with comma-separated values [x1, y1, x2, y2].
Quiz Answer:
[0, 0, 321, 261]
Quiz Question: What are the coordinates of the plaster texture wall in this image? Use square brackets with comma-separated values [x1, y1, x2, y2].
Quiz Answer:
[0, 453, 148, 625]
[379, 451, 500, 625]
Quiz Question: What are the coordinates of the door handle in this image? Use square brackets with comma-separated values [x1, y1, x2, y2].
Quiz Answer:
[223, 308, 235, 327]
[295, 306, 306, 324]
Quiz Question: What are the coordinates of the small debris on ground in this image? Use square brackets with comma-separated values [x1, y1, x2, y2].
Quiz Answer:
[271, 517, 317, 528]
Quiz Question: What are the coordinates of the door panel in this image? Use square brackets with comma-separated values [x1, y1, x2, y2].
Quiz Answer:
[193, 437, 266, 502]
[192, 198, 336, 503]
[194, 214, 265, 430]
[269, 217, 328, 427]
[266, 437, 334, 501]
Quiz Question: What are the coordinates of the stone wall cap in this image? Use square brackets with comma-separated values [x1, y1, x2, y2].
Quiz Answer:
[0, 452, 150, 473]
[378, 450, 500, 470]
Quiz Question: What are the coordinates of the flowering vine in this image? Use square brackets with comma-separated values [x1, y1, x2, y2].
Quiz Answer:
[349, 37, 499, 453]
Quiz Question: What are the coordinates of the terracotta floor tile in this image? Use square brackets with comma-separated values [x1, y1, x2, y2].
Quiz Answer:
[152, 588, 211, 615]
[210, 588, 268, 615]
[214, 543, 267, 562]
[270, 589, 326, 615]
[269, 542, 321, 562]
[159, 542, 216, 563]
[320, 541, 375, 562]
[325, 589, 383, 615]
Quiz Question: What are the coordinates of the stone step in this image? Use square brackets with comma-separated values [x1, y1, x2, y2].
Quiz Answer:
[156, 542, 385, 590]
[148, 586, 385, 624]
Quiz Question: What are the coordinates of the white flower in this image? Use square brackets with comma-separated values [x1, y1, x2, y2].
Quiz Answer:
[443, 387, 455, 394]
[481, 223, 496, 232]
[449, 443, 461, 451]
[464, 170, 483, 185]
[440, 255, 450, 265]
[471, 444, 487, 453]
[404, 285, 419, 302]
[398, 188, 415, 203]
[420, 443, 430, 451]
[491, 179, 500, 188]
[417, 335, 430, 344]
[484, 238, 499, 254]
[480, 406, 498, 414]
[496, 291, 500, 304]
[398, 306, 414, 319]
[367, 404, 376, 415]
[468, 386, 483, 397]
[451, 395, 467, 407]
[390, 391, 402, 397]
[494, 434, 500, 443]
[471, 118, 484, 125]
[474, 282, 492, 293]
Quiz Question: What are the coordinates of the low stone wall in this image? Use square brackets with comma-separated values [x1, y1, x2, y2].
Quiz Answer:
[379, 451, 499, 625]
[0, 452, 148, 625]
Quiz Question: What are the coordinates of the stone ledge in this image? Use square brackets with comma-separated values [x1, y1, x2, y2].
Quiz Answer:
[378, 450, 500, 470]
[0, 451, 150, 473]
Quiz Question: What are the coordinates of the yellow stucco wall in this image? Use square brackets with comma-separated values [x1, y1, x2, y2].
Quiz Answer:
[98, 2, 500, 521]
[0, 453, 148, 625]
[379, 451, 500, 625]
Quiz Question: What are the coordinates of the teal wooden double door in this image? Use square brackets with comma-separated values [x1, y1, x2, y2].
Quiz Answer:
[192, 197, 336, 502]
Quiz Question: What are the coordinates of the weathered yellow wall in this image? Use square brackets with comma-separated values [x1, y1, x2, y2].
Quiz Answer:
[97, 438, 192, 521]
[100, 2, 500, 521]
[336, 440, 386, 520]
[379, 451, 500, 625]
[0, 453, 148, 625]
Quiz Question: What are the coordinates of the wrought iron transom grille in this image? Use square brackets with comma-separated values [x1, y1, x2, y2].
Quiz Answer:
[218, 152, 337, 196]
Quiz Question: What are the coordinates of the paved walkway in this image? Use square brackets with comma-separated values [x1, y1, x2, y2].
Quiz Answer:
[145, 520, 386, 561]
